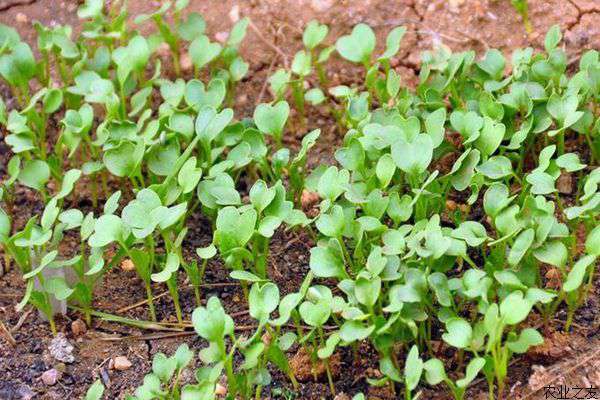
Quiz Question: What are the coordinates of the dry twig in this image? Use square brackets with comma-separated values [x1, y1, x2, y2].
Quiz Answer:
[116, 282, 239, 313]
[10, 307, 33, 334]
[0, 319, 16, 346]
[248, 20, 289, 68]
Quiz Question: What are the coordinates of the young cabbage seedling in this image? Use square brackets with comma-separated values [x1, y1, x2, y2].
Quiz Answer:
[212, 180, 308, 281]
[134, 1, 187, 77]
[562, 226, 600, 331]
[192, 292, 297, 400]
[299, 285, 337, 395]
[511, 0, 532, 34]
[423, 357, 485, 400]
[4, 171, 82, 334]
[253, 100, 290, 149]
[126, 344, 194, 400]
[119, 188, 189, 323]
[482, 292, 545, 400]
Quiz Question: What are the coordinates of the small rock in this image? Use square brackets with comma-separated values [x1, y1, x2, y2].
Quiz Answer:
[15, 13, 28, 24]
[310, 0, 334, 12]
[229, 4, 240, 23]
[215, 383, 227, 396]
[180, 52, 193, 73]
[120, 258, 135, 272]
[427, 2, 439, 12]
[365, 366, 383, 379]
[447, 0, 465, 13]
[529, 31, 541, 42]
[71, 319, 87, 336]
[113, 356, 132, 371]
[49, 333, 75, 363]
[41, 369, 59, 386]
[215, 31, 229, 43]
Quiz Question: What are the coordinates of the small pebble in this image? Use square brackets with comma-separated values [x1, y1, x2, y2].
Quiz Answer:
[311, 0, 334, 12]
[16, 13, 28, 24]
[71, 319, 87, 336]
[49, 333, 75, 364]
[120, 259, 135, 272]
[41, 369, 59, 386]
[215, 383, 227, 396]
[180, 52, 193, 73]
[229, 4, 240, 23]
[113, 356, 132, 371]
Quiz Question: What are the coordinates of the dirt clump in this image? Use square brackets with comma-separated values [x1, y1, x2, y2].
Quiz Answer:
[289, 346, 342, 382]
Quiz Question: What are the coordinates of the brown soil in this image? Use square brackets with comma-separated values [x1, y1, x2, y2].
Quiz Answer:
[1, 0, 600, 399]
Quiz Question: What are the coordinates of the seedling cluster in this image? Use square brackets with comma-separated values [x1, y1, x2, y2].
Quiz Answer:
[1, 1, 598, 399]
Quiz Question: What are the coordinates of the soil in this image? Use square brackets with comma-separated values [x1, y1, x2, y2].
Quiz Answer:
[0, 0, 600, 399]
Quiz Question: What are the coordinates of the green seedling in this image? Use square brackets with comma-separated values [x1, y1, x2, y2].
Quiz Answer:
[299, 285, 337, 395]
[253, 100, 290, 149]
[424, 357, 485, 400]
[84, 380, 105, 400]
[117, 187, 188, 322]
[0, 33, 36, 106]
[125, 344, 194, 400]
[562, 226, 600, 331]
[3, 171, 84, 333]
[376, 345, 424, 399]
[481, 292, 545, 400]
[2, 87, 64, 178]
[511, 0, 532, 34]
[192, 292, 298, 400]
[212, 180, 308, 281]
[288, 129, 320, 207]
[134, 1, 188, 77]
